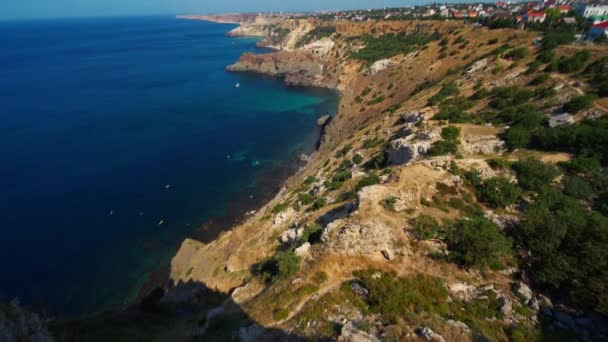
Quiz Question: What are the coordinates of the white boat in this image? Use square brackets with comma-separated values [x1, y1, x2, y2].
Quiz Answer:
[235, 83, 240, 88]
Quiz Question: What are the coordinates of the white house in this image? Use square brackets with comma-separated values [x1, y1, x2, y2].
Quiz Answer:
[577, 5, 608, 18]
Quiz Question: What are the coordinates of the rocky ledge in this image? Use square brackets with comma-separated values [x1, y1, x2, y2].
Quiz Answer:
[227, 51, 327, 87]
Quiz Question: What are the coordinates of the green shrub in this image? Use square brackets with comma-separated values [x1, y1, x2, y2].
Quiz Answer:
[309, 197, 327, 211]
[335, 143, 353, 158]
[298, 193, 316, 205]
[563, 94, 597, 113]
[504, 126, 532, 149]
[530, 73, 550, 85]
[429, 140, 458, 156]
[351, 33, 437, 62]
[562, 175, 593, 199]
[381, 196, 397, 211]
[274, 308, 289, 321]
[477, 177, 522, 208]
[512, 158, 559, 192]
[304, 176, 317, 185]
[558, 50, 591, 73]
[302, 223, 323, 244]
[446, 216, 512, 268]
[413, 214, 440, 240]
[441, 125, 461, 141]
[428, 81, 460, 106]
[352, 153, 363, 164]
[361, 137, 383, 149]
[433, 97, 475, 123]
[355, 172, 380, 192]
[537, 49, 555, 63]
[355, 270, 450, 324]
[272, 202, 289, 214]
[505, 47, 529, 60]
[490, 86, 533, 109]
[541, 31, 575, 50]
[516, 189, 608, 314]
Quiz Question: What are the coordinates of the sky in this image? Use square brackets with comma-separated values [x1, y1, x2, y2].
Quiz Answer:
[0, 0, 446, 20]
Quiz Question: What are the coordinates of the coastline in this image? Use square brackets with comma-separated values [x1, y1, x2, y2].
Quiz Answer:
[134, 19, 340, 309]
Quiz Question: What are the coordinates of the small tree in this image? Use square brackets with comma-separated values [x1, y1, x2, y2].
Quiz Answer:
[446, 216, 512, 269]
[477, 177, 522, 208]
[512, 158, 559, 192]
[441, 125, 461, 141]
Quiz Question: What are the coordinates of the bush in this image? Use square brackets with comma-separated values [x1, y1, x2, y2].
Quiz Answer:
[446, 216, 512, 268]
[537, 49, 555, 63]
[428, 81, 460, 106]
[309, 197, 327, 211]
[361, 137, 384, 149]
[381, 196, 397, 211]
[352, 153, 363, 164]
[530, 73, 550, 85]
[302, 223, 323, 244]
[351, 33, 437, 62]
[433, 97, 475, 123]
[557, 50, 591, 73]
[477, 177, 522, 208]
[490, 86, 533, 109]
[441, 125, 461, 141]
[429, 140, 458, 156]
[355, 270, 450, 323]
[563, 94, 597, 113]
[562, 175, 593, 199]
[335, 143, 353, 158]
[505, 47, 529, 60]
[413, 214, 440, 240]
[503, 126, 532, 149]
[512, 158, 559, 192]
[355, 172, 380, 192]
[516, 189, 608, 314]
[541, 31, 575, 50]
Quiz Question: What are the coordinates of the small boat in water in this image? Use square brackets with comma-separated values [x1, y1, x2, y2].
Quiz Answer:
[235, 83, 240, 88]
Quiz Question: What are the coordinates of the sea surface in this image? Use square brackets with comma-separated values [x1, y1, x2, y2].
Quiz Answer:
[0, 16, 338, 315]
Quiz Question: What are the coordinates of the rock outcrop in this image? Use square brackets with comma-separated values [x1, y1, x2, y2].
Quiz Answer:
[0, 300, 52, 342]
[321, 219, 397, 257]
[227, 51, 326, 87]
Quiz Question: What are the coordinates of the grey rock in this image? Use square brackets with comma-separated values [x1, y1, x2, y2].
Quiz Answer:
[513, 281, 533, 303]
[549, 113, 574, 128]
[317, 115, 331, 127]
[386, 138, 432, 165]
[416, 326, 446, 342]
[500, 297, 513, 317]
[338, 321, 380, 342]
[350, 282, 369, 299]
[528, 297, 540, 311]
[446, 320, 470, 332]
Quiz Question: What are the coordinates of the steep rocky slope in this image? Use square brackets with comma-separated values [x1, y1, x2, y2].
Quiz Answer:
[51, 15, 608, 341]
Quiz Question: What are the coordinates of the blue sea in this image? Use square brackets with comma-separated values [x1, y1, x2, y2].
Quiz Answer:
[0, 16, 337, 315]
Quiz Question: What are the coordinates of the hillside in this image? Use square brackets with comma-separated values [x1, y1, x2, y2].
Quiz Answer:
[51, 16, 608, 341]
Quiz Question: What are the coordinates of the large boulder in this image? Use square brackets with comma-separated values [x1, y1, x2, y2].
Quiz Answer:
[321, 220, 396, 257]
[281, 225, 304, 244]
[387, 138, 433, 165]
[369, 58, 394, 75]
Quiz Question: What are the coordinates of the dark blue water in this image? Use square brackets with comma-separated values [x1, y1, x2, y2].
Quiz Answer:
[0, 16, 337, 315]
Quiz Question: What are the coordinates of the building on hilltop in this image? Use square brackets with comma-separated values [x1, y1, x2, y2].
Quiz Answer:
[577, 4, 608, 18]
[526, 10, 547, 23]
[588, 21, 608, 40]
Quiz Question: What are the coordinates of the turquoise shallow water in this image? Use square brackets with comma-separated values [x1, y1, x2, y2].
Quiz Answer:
[0, 16, 338, 315]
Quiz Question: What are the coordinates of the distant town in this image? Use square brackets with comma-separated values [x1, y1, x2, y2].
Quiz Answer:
[256, 1, 608, 43]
